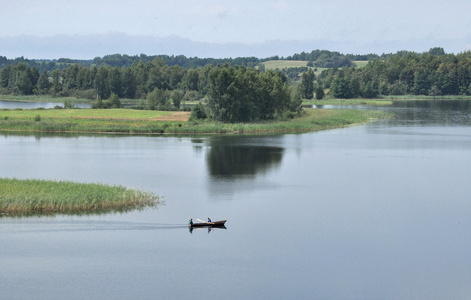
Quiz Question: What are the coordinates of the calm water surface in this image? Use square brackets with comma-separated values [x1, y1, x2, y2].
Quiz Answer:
[1, 100, 471, 299]
[0, 100, 91, 109]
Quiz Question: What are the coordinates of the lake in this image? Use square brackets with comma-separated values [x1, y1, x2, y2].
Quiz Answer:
[0, 100, 91, 109]
[1, 100, 470, 299]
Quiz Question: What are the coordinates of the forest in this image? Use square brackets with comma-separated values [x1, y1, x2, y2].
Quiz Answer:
[2, 47, 471, 116]
[316, 47, 471, 98]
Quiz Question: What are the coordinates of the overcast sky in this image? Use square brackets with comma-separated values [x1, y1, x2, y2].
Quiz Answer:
[1, 0, 471, 59]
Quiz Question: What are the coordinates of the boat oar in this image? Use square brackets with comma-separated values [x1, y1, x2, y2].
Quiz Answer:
[196, 218, 208, 223]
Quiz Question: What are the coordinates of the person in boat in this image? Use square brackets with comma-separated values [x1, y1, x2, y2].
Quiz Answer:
[189, 218, 193, 226]
[207, 217, 211, 223]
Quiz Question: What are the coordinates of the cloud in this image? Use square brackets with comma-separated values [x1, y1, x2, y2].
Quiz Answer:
[0, 33, 470, 60]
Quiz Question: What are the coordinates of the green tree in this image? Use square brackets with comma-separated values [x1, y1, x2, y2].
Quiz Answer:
[206, 66, 296, 122]
[36, 70, 51, 94]
[315, 84, 325, 100]
[50, 69, 62, 95]
[300, 69, 315, 99]
[429, 47, 445, 56]
[121, 68, 137, 99]
[182, 69, 199, 91]
[109, 67, 122, 97]
[0, 65, 12, 89]
[147, 88, 171, 110]
[64, 64, 79, 90]
[108, 92, 121, 108]
[330, 72, 352, 98]
[16, 71, 33, 95]
[171, 90, 183, 109]
[95, 67, 110, 99]
[413, 68, 431, 95]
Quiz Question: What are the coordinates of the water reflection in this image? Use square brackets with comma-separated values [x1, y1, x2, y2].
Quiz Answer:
[390, 100, 471, 126]
[206, 144, 284, 177]
[313, 100, 471, 126]
[188, 225, 227, 234]
[0, 131, 131, 140]
[0, 100, 91, 109]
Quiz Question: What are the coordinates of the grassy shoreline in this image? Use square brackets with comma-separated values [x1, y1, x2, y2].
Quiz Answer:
[0, 108, 391, 135]
[302, 99, 393, 106]
[0, 178, 161, 216]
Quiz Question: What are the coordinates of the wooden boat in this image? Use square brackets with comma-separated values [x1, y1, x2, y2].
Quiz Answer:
[190, 220, 227, 227]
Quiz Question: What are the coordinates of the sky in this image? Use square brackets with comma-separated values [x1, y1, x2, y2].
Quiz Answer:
[1, 0, 471, 59]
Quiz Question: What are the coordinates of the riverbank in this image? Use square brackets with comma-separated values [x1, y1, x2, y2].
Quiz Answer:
[302, 95, 471, 106]
[0, 178, 161, 216]
[302, 99, 393, 106]
[0, 108, 390, 135]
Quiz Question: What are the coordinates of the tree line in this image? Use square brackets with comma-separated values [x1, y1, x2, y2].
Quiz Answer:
[0, 58, 205, 100]
[0, 54, 262, 74]
[312, 48, 471, 99]
[0, 57, 301, 122]
[3, 46, 471, 107]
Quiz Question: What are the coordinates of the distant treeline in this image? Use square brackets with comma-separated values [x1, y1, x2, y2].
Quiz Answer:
[316, 48, 471, 98]
[0, 54, 261, 74]
[0, 57, 212, 101]
[0, 48, 449, 76]
[0, 49, 363, 73]
[2, 47, 471, 101]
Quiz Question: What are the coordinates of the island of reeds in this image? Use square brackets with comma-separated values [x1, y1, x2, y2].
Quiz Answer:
[0, 178, 160, 216]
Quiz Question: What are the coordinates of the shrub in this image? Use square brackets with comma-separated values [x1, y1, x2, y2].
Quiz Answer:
[34, 114, 41, 122]
[190, 103, 207, 120]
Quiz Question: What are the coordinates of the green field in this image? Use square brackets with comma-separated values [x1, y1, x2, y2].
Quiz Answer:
[0, 108, 173, 119]
[353, 61, 369, 67]
[262, 60, 310, 69]
[0, 107, 390, 135]
[0, 178, 160, 216]
[262, 60, 369, 71]
[262, 60, 327, 77]
[0, 109, 183, 134]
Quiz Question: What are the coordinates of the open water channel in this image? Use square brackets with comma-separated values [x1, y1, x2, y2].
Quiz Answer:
[1, 100, 471, 299]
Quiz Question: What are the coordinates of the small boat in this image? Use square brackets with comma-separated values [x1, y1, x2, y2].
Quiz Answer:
[190, 220, 227, 227]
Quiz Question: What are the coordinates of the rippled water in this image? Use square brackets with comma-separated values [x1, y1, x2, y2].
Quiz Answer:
[1, 100, 470, 299]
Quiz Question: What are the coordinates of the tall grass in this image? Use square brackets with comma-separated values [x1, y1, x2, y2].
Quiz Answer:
[165, 109, 390, 134]
[0, 178, 161, 216]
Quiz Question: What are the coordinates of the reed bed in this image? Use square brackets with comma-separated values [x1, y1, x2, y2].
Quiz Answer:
[0, 178, 160, 216]
[165, 109, 390, 134]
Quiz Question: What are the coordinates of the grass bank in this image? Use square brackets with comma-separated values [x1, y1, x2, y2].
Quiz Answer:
[0, 178, 161, 216]
[167, 109, 390, 134]
[0, 109, 180, 134]
[302, 99, 393, 106]
[0, 108, 390, 135]
[383, 95, 471, 101]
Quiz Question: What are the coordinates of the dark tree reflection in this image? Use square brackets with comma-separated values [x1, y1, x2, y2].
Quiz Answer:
[206, 144, 284, 177]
